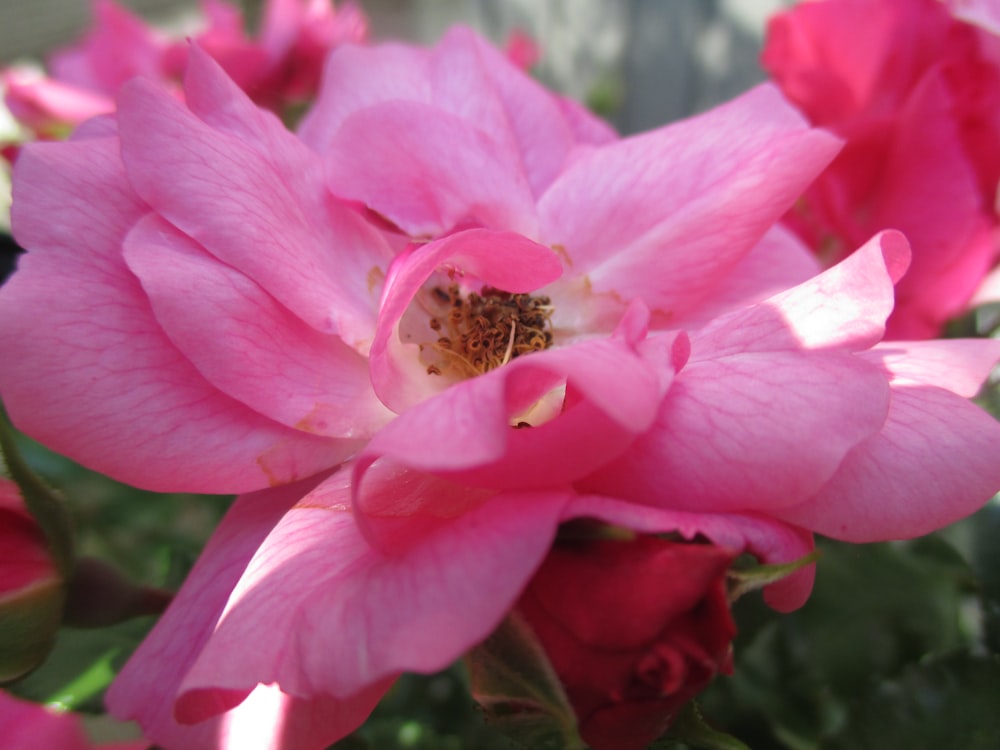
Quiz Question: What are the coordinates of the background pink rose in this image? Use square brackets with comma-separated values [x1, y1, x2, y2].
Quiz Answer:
[2, 0, 367, 140]
[762, 0, 1000, 338]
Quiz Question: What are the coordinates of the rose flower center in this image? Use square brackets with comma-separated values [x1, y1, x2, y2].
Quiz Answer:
[422, 284, 554, 378]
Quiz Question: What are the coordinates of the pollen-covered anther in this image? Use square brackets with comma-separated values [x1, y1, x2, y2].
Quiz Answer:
[424, 284, 554, 377]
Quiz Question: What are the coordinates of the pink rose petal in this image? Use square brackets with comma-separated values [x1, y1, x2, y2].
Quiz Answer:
[108, 478, 386, 749]
[777, 384, 1000, 541]
[124, 214, 390, 438]
[2, 139, 335, 492]
[537, 84, 842, 319]
[174, 468, 569, 701]
[117, 56, 392, 348]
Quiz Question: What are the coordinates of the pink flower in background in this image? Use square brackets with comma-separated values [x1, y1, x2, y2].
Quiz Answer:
[0, 690, 147, 750]
[762, 0, 1000, 338]
[504, 27, 541, 70]
[2, 0, 366, 138]
[1, 26, 999, 749]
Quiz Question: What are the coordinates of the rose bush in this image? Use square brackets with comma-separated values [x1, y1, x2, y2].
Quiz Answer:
[2, 0, 366, 137]
[762, 0, 1000, 338]
[0, 27, 999, 749]
[516, 530, 736, 750]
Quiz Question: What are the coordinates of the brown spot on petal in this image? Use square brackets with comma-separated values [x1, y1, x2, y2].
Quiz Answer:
[367, 266, 385, 296]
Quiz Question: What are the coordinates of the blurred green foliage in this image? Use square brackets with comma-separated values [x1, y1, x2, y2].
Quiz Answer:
[697, 513, 1000, 750]
[6, 430, 231, 713]
[13, 431, 232, 590]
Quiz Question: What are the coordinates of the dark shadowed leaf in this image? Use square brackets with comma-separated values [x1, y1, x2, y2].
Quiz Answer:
[826, 652, 1000, 750]
[466, 612, 584, 750]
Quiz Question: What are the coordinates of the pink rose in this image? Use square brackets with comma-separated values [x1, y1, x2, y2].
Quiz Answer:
[0, 27, 998, 749]
[2, 0, 366, 139]
[762, 0, 1000, 338]
[517, 532, 736, 750]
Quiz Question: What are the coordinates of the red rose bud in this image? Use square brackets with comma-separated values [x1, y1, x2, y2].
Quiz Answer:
[0, 476, 64, 681]
[517, 531, 736, 750]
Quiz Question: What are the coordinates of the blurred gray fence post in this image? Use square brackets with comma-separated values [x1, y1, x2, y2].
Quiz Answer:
[617, 0, 789, 133]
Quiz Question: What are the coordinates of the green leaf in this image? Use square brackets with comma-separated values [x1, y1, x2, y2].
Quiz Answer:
[42, 648, 120, 711]
[652, 702, 751, 750]
[10, 616, 156, 712]
[333, 667, 517, 749]
[772, 539, 967, 695]
[826, 652, 1000, 749]
[465, 612, 584, 750]
[727, 549, 822, 602]
[696, 535, 974, 749]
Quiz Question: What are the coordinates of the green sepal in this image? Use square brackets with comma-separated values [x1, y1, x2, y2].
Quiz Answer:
[0, 576, 65, 683]
[465, 611, 585, 750]
[651, 702, 751, 750]
[0, 401, 75, 577]
[727, 549, 821, 602]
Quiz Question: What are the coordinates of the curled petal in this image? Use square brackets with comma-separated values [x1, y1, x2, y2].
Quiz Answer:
[369, 228, 563, 412]
[298, 42, 432, 151]
[694, 231, 910, 357]
[360, 328, 688, 494]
